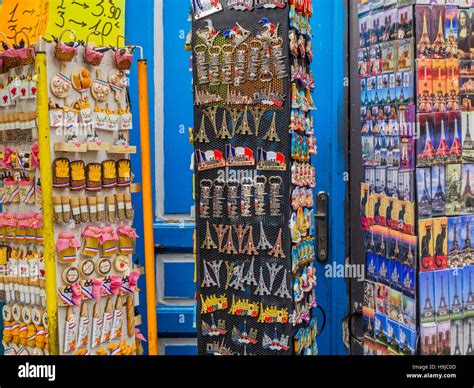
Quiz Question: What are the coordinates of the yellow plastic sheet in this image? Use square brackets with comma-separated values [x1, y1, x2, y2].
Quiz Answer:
[0, 0, 49, 42]
[46, 0, 126, 46]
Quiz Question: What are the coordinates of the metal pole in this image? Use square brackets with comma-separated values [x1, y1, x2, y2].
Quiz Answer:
[137, 59, 158, 355]
[35, 52, 59, 355]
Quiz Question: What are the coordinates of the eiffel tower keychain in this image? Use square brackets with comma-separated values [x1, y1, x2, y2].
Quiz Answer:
[225, 262, 236, 290]
[266, 263, 283, 291]
[269, 228, 286, 258]
[236, 107, 253, 136]
[250, 107, 266, 137]
[195, 114, 210, 143]
[274, 269, 291, 299]
[224, 226, 238, 255]
[241, 177, 254, 217]
[242, 226, 259, 255]
[241, 257, 257, 286]
[269, 176, 283, 216]
[214, 224, 230, 253]
[257, 221, 273, 250]
[263, 112, 281, 142]
[201, 261, 218, 288]
[203, 106, 219, 135]
[234, 225, 251, 253]
[201, 221, 217, 250]
[217, 109, 232, 139]
[227, 179, 240, 219]
[229, 108, 242, 136]
[254, 266, 271, 296]
[207, 260, 223, 288]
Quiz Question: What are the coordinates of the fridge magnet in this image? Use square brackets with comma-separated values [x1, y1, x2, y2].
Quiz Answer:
[433, 217, 449, 270]
[447, 111, 462, 163]
[449, 268, 464, 320]
[193, 0, 223, 20]
[431, 165, 446, 215]
[451, 320, 464, 355]
[417, 114, 435, 166]
[437, 321, 451, 355]
[462, 112, 474, 163]
[421, 323, 437, 355]
[458, 9, 471, 59]
[416, 7, 432, 59]
[420, 271, 435, 324]
[387, 319, 400, 354]
[397, 38, 413, 72]
[446, 59, 460, 111]
[399, 325, 416, 355]
[417, 167, 432, 218]
[402, 295, 416, 332]
[374, 312, 387, 345]
[419, 218, 434, 272]
[464, 318, 474, 355]
[431, 6, 446, 59]
[432, 61, 447, 112]
[53, 158, 71, 188]
[445, 164, 462, 215]
[445, 6, 458, 59]
[461, 164, 474, 213]
[448, 217, 463, 268]
[417, 60, 433, 113]
[434, 270, 450, 322]
[463, 266, 474, 317]
[460, 216, 473, 266]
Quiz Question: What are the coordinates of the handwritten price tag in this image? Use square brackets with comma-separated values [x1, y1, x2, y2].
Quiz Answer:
[46, 0, 126, 46]
[0, 0, 49, 42]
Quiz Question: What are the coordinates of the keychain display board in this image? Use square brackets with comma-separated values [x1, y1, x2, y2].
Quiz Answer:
[192, 0, 318, 355]
[44, 38, 139, 356]
[0, 30, 143, 355]
[0, 41, 45, 355]
[356, 0, 474, 356]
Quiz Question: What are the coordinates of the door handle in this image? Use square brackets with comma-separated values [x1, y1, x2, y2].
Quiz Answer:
[314, 192, 329, 262]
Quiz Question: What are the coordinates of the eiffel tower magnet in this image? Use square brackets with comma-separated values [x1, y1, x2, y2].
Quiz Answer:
[203, 106, 218, 135]
[263, 112, 280, 142]
[242, 226, 259, 255]
[250, 107, 265, 137]
[217, 109, 232, 139]
[235, 107, 253, 135]
[195, 114, 210, 143]
[269, 228, 286, 258]
[201, 221, 217, 250]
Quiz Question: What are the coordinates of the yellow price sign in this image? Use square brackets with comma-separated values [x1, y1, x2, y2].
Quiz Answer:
[46, 0, 126, 46]
[0, 0, 49, 43]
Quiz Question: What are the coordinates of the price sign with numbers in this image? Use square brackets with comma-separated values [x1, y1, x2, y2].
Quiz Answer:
[46, 0, 125, 46]
[0, 0, 49, 42]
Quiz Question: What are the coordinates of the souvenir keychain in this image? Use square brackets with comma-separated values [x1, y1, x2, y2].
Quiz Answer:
[50, 65, 72, 99]
[91, 69, 111, 103]
[91, 302, 103, 348]
[212, 178, 225, 218]
[108, 69, 127, 102]
[64, 307, 78, 354]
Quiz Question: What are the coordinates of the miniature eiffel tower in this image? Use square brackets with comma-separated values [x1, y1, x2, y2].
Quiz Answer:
[241, 257, 257, 286]
[201, 262, 218, 288]
[467, 322, 474, 355]
[274, 269, 291, 299]
[236, 107, 252, 135]
[266, 263, 283, 290]
[432, 12, 446, 57]
[228, 265, 245, 291]
[213, 225, 229, 253]
[422, 276, 434, 319]
[269, 229, 286, 258]
[225, 262, 236, 290]
[454, 322, 462, 355]
[437, 274, 449, 317]
[201, 221, 217, 249]
[203, 106, 218, 135]
[436, 119, 449, 158]
[224, 227, 238, 255]
[195, 115, 210, 143]
[263, 112, 280, 142]
[217, 109, 232, 139]
[242, 226, 259, 255]
[229, 108, 241, 136]
[451, 273, 462, 315]
[257, 221, 273, 250]
[234, 225, 250, 253]
[254, 267, 271, 296]
[417, 11, 432, 56]
[207, 260, 223, 288]
[250, 107, 265, 137]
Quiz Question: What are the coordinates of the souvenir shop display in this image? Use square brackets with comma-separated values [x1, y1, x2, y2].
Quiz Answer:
[357, 0, 474, 356]
[192, 0, 319, 355]
[0, 30, 143, 356]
